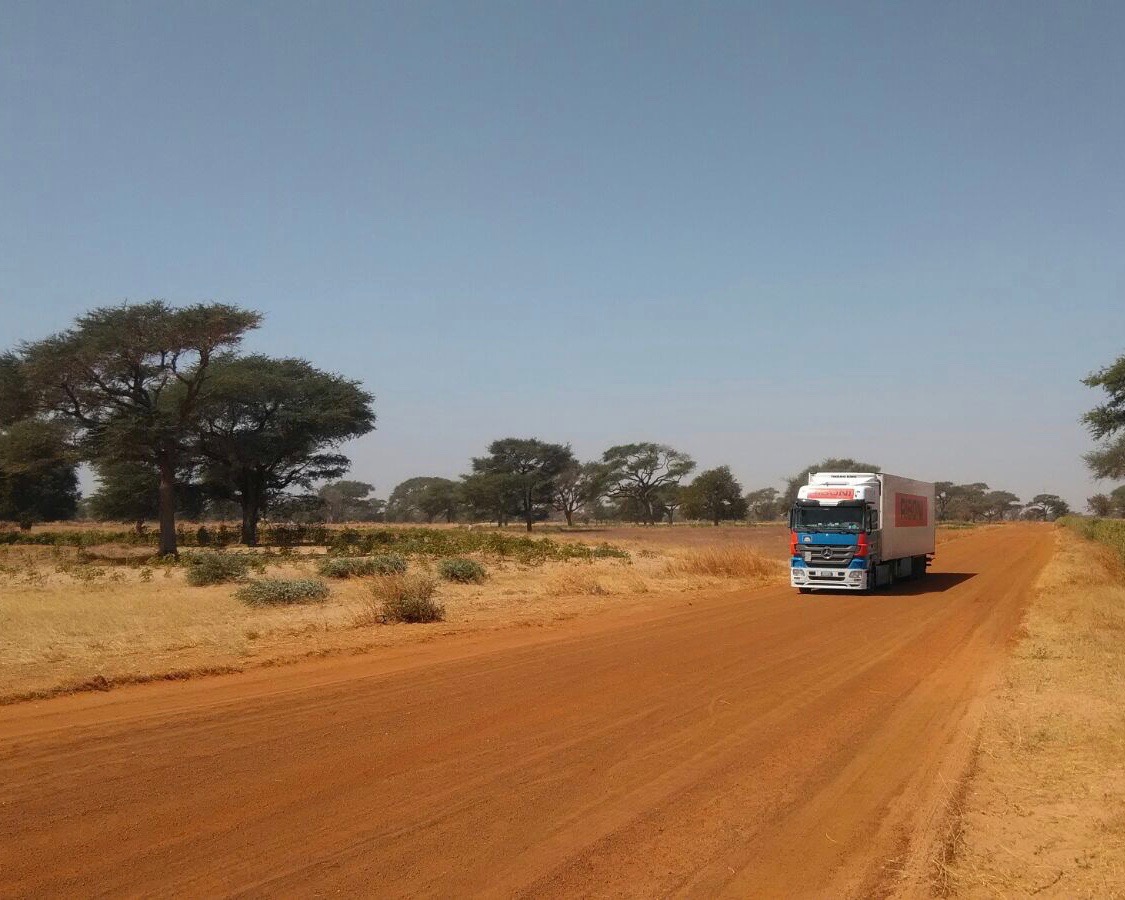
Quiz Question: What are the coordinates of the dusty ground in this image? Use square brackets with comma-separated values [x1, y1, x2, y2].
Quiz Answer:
[939, 527, 1125, 898]
[0, 524, 1050, 897]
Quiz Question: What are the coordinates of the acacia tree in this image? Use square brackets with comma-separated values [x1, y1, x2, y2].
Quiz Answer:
[1028, 493, 1070, 521]
[601, 443, 695, 525]
[192, 355, 375, 545]
[1083, 355, 1125, 480]
[1087, 493, 1113, 517]
[471, 438, 575, 531]
[552, 461, 607, 526]
[418, 479, 460, 523]
[318, 480, 377, 523]
[943, 483, 990, 521]
[980, 490, 1021, 522]
[682, 466, 747, 525]
[13, 302, 260, 555]
[387, 476, 458, 523]
[745, 487, 780, 522]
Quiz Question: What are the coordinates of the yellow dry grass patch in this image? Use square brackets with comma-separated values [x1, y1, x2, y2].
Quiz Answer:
[938, 528, 1125, 897]
[664, 545, 784, 580]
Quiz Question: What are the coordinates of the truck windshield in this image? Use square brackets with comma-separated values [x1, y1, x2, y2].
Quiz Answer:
[792, 505, 865, 533]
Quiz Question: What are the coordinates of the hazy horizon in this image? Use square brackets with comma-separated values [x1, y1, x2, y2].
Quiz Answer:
[4, 2, 1124, 510]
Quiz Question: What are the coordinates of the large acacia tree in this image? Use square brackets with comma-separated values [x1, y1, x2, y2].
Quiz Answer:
[601, 443, 695, 525]
[471, 438, 575, 531]
[15, 302, 261, 555]
[192, 355, 375, 545]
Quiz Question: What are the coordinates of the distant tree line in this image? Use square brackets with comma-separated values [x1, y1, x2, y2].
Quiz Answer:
[364, 451, 1063, 529]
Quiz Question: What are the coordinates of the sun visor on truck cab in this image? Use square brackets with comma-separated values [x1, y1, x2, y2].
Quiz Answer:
[794, 499, 866, 507]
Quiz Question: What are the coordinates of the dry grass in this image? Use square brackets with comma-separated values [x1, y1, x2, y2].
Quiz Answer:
[664, 546, 784, 579]
[547, 568, 610, 596]
[937, 528, 1125, 897]
[0, 525, 786, 703]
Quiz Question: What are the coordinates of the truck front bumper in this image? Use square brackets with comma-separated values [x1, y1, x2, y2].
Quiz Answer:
[791, 565, 868, 591]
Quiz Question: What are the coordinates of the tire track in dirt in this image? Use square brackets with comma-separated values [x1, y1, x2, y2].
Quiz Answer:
[0, 525, 1052, 898]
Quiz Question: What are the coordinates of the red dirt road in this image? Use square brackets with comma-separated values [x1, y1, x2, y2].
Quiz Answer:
[0, 526, 1052, 898]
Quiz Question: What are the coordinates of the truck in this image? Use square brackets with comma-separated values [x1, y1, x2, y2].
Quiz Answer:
[789, 472, 935, 593]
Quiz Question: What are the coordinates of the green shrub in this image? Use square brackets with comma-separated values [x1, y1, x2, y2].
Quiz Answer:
[1060, 516, 1125, 565]
[317, 553, 407, 578]
[371, 574, 444, 623]
[185, 552, 260, 586]
[437, 557, 487, 583]
[236, 578, 330, 606]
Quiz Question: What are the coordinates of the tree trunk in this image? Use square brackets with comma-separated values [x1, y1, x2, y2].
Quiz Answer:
[525, 513, 533, 532]
[564, 508, 574, 527]
[240, 476, 263, 546]
[157, 453, 178, 557]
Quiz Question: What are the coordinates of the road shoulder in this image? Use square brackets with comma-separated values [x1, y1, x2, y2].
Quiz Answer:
[934, 527, 1125, 897]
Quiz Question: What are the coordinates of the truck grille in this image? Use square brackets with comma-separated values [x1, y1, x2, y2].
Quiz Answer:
[802, 545, 854, 567]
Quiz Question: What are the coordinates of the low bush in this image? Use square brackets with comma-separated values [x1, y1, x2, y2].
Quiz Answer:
[317, 553, 408, 578]
[437, 557, 487, 583]
[185, 552, 261, 586]
[370, 574, 444, 623]
[235, 578, 330, 606]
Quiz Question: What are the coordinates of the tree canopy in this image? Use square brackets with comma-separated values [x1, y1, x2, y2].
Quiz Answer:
[0, 419, 78, 527]
[471, 438, 575, 531]
[1083, 354, 1125, 480]
[682, 466, 747, 525]
[601, 443, 695, 525]
[192, 355, 375, 544]
[14, 301, 261, 554]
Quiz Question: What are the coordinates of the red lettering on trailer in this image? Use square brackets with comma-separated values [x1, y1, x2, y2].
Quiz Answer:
[808, 489, 855, 500]
[895, 493, 928, 527]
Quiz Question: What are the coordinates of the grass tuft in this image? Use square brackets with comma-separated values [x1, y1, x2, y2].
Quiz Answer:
[367, 574, 445, 623]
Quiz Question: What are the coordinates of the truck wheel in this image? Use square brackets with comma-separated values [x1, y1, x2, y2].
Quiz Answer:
[913, 555, 927, 578]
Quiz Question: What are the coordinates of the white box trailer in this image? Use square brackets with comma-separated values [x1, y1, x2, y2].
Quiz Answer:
[789, 472, 936, 592]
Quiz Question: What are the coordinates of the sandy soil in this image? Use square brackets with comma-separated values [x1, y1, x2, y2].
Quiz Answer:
[0, 524, 1050, 897]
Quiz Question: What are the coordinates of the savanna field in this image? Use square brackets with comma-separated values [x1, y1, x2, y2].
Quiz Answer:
[0, 522, 795, 702]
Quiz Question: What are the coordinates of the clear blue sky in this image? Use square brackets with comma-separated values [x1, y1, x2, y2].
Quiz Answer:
[3, 1, 1123, 507]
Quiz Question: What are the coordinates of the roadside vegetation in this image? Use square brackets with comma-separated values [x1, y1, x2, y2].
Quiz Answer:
[938, 525, 1125, 896]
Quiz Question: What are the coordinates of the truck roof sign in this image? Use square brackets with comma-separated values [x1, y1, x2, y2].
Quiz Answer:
[807, 488, 856, 500]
